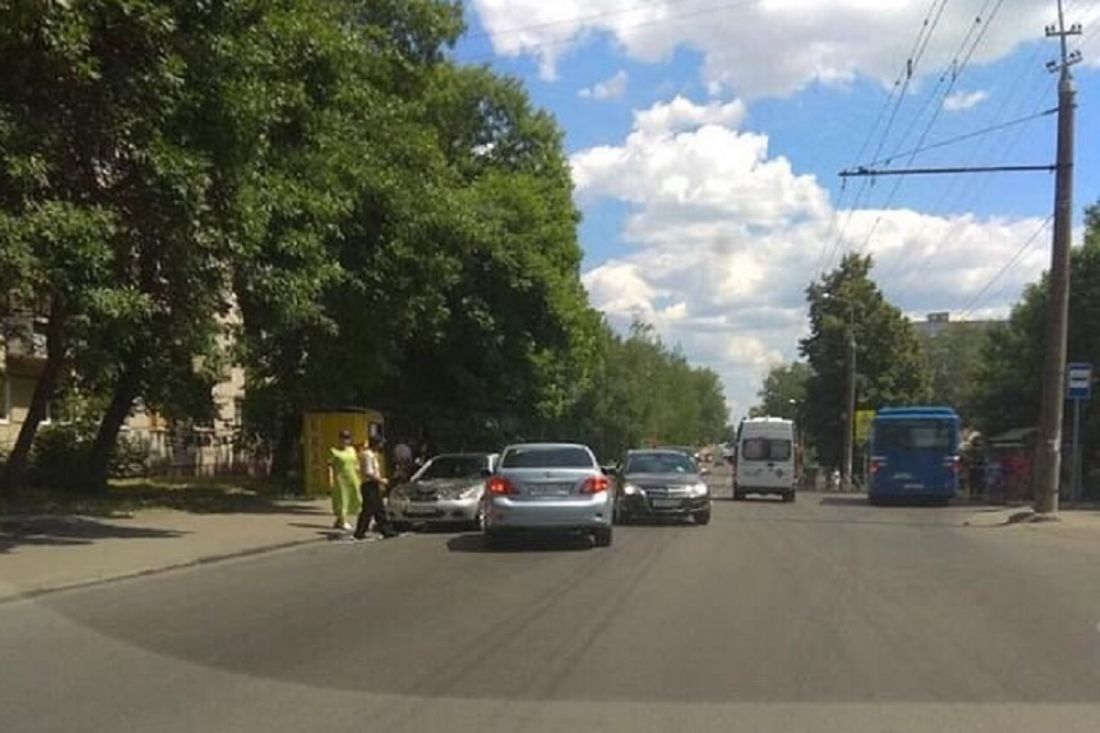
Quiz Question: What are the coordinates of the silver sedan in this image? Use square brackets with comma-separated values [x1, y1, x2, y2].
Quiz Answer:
[482, 442, 613, 548]
[387, 453, 498, 531]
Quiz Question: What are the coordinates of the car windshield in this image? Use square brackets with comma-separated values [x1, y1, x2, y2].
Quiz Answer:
[501, 446, 594, 469]
[741, 438, 792, 461]
[625, 452, 697, 474]
[416, 455, 487, 480]
[874, 421, 955, 452]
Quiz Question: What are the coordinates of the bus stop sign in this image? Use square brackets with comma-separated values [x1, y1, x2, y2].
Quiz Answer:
[1066, 363, 1093, 401]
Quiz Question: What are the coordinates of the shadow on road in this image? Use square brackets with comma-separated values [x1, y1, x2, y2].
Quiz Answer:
[0, 516, 187, 554]
[818, 495, 872, 508]
[446, 532, 593, 554]
[619, 516, 700, 527]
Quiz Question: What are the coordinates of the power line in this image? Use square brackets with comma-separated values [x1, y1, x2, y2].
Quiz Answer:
[849, 0, 1008, 260]
[957, 215, 1053, 318]
[817, 0, 953, 275]
[854, 107, 1056, 168]
[885, 37, 1056, 290]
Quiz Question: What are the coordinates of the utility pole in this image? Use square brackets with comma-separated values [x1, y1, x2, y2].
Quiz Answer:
[1034, 1, 1081, 515]
[842, 302, 856, 492]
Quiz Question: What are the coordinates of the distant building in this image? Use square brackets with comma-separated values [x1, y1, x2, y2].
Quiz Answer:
[1, 302, 257, 478]
[910, 312, 1002, 340]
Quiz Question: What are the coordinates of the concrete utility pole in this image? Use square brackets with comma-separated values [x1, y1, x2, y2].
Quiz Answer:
[842, 302, 856, 492]
[1034, 1, 1081, 515]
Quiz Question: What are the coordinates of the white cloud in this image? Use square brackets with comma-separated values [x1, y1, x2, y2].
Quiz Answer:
[579, 69, 628, 100]
[574, 96, 1048, 419]
[470, 0, 1048, 97]
[943, 90, 990, 112]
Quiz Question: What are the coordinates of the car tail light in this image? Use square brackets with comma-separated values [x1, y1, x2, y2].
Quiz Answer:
[486, 476, 519, 495]
[580, 476, 609, 494]
[944, 456, 961, 473]
[869, 457, 886, 476]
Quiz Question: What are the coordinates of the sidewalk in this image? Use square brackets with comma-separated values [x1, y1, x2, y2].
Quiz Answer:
[0, 498, 335, 601]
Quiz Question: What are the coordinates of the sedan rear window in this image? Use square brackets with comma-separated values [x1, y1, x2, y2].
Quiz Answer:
[501, 446, 594, 469]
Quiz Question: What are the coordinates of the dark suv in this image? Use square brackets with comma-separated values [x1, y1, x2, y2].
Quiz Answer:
[613, 449, 711, 525]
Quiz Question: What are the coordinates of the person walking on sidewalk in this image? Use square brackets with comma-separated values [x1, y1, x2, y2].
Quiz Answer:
[328, 429, 362, 533]
[354, 436, 399, 540]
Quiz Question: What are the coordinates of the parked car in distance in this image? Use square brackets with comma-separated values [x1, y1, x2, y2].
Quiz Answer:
[614, 449, 711, 525]
[387, 452, 498, 531]
[482, 442, 612, 548]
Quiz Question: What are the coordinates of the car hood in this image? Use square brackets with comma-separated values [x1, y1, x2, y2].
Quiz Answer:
[405, 478, 483, 497]
[623, 472, 704, 486]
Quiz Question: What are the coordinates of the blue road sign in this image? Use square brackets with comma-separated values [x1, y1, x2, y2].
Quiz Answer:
[1066, 362, 1093, 401]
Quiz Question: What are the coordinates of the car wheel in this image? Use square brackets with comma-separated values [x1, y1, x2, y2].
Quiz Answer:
[782, 492, 796, 503]
[466, 508, 485, 532]
[593, 527, 613, 547]
[392, 521, 413, 533]
[732, 491, 745, 501]
[693, 509, 712, 525]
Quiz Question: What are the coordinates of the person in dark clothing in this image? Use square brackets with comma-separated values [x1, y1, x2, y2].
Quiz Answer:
[354, 437, 398, 540]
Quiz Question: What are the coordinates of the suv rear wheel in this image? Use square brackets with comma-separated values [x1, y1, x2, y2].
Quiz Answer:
[693, 508, 711, 525]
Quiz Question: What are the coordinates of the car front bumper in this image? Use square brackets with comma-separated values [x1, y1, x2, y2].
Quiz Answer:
[619, 494, 710, 516]
[484, 493, 612, 531]
[387, 495, 481, 523]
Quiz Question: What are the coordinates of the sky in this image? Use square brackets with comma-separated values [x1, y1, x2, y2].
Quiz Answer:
[453, 0, 1100, 421]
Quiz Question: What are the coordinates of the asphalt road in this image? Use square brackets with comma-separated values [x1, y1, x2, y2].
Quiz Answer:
[4, 478, 1100, 732]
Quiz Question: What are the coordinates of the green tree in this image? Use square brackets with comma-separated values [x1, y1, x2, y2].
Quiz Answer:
[572, 320, 728, 462]
[750, 362, 811, 420]
[0, 1, 241, 491]
[918, 322, 991, 422]
[971, 203, 1100, 490]
[800, 254, 931, 470]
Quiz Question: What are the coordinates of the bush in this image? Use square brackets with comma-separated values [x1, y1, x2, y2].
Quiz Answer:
[29, 424, 91, 490]
[29, 424, 151, 490]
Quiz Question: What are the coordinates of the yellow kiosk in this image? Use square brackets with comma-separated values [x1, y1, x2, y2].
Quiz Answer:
[302, 407, 386, 496]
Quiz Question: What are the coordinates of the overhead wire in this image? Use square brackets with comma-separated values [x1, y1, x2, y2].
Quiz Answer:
[956, 215, 1052, 318]
[850, 0, 1008, 266]
[891, 0, 1093, 312]
[884, 30, 1055, 288]
[816, 0, 952, 276]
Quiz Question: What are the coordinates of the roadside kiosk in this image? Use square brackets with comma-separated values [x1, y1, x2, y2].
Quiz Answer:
[302, 407, 386, 496]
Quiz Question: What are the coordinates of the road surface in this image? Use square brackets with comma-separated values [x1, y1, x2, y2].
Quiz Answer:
[4, 483, 1100, 731]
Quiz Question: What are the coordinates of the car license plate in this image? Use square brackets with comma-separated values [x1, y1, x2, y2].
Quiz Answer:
[651, 499, 680, 508]
[406, 505, 439, 516]
[528, 484, 572, 497]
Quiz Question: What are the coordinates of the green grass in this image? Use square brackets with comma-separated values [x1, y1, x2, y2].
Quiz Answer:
[0, 476, 313, 517]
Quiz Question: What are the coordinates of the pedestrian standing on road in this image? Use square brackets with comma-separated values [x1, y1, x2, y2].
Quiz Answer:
[328, 429, 363, 533]
[354, 436, 399, 540]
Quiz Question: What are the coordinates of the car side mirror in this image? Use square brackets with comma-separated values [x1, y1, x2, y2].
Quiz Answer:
[601, 464, 617, 476]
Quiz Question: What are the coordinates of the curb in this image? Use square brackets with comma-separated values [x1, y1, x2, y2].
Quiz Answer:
[0, 535, 327, 606]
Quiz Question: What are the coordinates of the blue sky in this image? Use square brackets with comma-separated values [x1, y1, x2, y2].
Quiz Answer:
[455, 0, 1100, 418]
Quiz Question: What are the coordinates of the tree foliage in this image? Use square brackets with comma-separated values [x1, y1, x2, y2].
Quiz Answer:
[0, 0, 727, 490]
[970, 203, 1100, 486]
[918, 322, 991, 423]
[569, 321, 728, 462]
[800, 254, 931, 469]
[750, 362, 810, 420]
